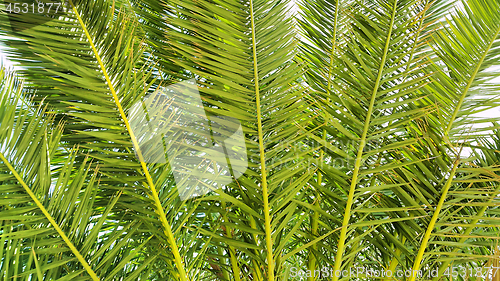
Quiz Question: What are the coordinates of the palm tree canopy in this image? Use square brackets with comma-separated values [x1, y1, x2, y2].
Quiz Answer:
[0, 0, 500, 280]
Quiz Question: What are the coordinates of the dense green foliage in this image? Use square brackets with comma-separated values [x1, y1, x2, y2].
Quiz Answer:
[1, 0, 500, 280]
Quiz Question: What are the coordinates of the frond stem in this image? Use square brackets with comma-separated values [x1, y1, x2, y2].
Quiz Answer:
[409, 159, 460, 281]
[444, 24, 500, 136]
[0, 152, 100, 281]
[68, 2, 189, 280]
[433, 172, 500, 279]
[249, 0, 274, 279]
[331, 1, 399, 279]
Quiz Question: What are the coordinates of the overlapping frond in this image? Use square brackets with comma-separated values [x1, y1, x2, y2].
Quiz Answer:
[1, 0, 500, 280]
[297, 0, 445, 277]
[430, 0, 500, 141]
[1, 1, 192, 279]
[130, 0, 316, 279]
[0, 68, 157, 280]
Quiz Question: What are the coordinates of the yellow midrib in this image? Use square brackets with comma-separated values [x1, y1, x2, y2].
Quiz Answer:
[0, 152, 101, 281]
[331, 0, 399, 280]
[409, 159, 460, 281]
[383, 1, 431, 275]
[68, 1, 189, 280]
[444, 23, 500, 137]
[249, 0, 274, 279]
